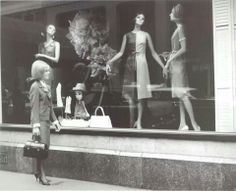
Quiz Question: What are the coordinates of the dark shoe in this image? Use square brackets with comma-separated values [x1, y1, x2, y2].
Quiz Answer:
[39, 177, 50, 185]
[34, 173, 40, 182]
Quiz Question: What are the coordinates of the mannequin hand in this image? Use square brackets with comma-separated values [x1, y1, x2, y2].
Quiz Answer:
[53, 120, 61, 132]
[35, 53, 43, 58]
[160, 52, 170, 61]
[105, 62, 112, 75]
[163, 67, 168, 79]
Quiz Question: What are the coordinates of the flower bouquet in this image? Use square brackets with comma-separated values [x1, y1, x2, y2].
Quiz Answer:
[66, 10, 118, 80]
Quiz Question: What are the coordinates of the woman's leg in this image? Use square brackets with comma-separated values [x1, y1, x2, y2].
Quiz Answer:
[38, 121, 51, 184]
[182, 96, 200, 131]
[33, 158, 41, 181]
[39, 159, 47, 181]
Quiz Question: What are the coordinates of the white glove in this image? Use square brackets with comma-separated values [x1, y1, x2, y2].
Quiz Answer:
[65, 96, 72, 114]
[53, 120, 61, 132]
[56, 83, 63, 107]
[32, 126, 40, 136]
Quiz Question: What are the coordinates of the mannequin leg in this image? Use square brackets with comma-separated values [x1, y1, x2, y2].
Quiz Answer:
[126, 97, 136, 128]
[137, 99, 145, 129]
[178, 100, 187, 129]
[182, 96, 200, 131]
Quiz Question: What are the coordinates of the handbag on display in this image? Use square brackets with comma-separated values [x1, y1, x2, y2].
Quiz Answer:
[23, 135, 48, 159]
[89, 106, 112, 128]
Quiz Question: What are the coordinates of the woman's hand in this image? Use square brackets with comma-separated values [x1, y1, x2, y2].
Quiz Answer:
[53, 120, 61, 132]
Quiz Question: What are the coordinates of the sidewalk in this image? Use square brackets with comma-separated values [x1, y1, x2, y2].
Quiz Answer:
[0, 170, 150, 190]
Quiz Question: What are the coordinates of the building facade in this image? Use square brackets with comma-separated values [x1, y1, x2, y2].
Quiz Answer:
[0, 0, 236, 190]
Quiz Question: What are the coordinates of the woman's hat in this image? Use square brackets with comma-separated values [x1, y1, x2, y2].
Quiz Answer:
[72, 83, 86, 91]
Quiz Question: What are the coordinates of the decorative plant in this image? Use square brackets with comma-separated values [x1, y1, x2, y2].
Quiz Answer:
[66, 8, 118, 79]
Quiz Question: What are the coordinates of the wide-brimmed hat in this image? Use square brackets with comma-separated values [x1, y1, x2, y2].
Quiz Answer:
[72, 83, 86, 91]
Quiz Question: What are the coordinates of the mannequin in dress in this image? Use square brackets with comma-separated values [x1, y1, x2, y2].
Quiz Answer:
[165, 4, 200, 131]
[106, 12, 167, 129]
[35, 24, 60, 101]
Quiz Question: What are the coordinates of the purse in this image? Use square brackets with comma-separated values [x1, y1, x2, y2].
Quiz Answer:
[89, 106, 112, 128]
[23, 135, 48, 159]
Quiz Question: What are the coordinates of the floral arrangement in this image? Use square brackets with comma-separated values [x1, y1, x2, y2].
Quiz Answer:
[66, 8, 115, 62]
[89, 43, 117, 78]
[66, 8, 119, 81]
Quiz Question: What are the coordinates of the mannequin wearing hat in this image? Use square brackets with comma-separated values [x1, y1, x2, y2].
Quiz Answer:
[73, 83, 90, 120]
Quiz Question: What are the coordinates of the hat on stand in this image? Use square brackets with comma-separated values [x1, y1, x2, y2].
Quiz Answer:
[72, 83, 86, 92]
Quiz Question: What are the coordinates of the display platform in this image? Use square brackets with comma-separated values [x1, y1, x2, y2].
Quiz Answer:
[60, 119, 90, 128]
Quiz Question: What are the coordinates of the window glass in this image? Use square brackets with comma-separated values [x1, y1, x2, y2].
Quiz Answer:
[1, 0, 215, 131]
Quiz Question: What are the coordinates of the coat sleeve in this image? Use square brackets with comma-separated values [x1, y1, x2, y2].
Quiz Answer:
[29, 83, 40, 125]
[50, 104, 57, 122]
[49, 86, 57, 122]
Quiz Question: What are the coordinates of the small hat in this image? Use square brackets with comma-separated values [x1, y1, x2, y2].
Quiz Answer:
[72, 83, 86, 91]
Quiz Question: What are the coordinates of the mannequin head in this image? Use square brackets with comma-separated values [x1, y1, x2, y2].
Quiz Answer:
[133, 12, 145, 26]
[170, 4, 184, 22]
[46, 24, 56, 38]
[73, 83, 86, 101]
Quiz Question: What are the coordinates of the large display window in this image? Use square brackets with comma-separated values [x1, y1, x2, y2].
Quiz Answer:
[1, 0, 215, 131]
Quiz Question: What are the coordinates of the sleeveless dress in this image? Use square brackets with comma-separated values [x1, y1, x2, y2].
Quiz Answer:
[169, 25, 190, 98]
[122, 31, 152, 100]
[38, 41, 56, 68]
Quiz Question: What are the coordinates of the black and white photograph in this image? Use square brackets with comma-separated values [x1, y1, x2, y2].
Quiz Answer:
[0, 0, 235, 190]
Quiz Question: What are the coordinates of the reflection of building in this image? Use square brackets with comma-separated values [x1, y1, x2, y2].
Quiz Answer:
[0, 1, 236, 190]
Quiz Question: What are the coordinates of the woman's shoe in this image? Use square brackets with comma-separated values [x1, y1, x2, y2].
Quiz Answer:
[179, 125, 189, 131]
[34, 173, 40, 182]
[39, 177, 50, 185]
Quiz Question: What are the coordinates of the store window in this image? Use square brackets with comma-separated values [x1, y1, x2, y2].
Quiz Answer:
[1, 0, 215, 131]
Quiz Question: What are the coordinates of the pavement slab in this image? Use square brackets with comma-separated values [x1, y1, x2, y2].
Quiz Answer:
[0, 170, 151, 190]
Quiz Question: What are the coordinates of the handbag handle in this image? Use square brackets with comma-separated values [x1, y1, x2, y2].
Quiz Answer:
[94, 106, 105, 116]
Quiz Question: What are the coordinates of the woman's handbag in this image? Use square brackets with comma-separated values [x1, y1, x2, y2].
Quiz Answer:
[23, 135, 48, 159]
[89, 106, 112, 128]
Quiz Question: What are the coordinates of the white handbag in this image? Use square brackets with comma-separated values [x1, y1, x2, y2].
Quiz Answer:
[89, 106, 112, 128]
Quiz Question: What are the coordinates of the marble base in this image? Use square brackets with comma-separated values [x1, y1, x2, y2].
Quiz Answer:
[1, 145, 236, 190]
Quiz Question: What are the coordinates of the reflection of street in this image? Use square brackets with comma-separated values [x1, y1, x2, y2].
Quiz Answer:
[0, 170, 150, 190]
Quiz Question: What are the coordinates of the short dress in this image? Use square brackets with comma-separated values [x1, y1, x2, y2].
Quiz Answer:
[122, 31, 152, 100]
[169, 25, 191, 98]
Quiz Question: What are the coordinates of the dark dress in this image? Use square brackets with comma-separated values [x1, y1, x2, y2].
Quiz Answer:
[123, 31, 152, 100]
